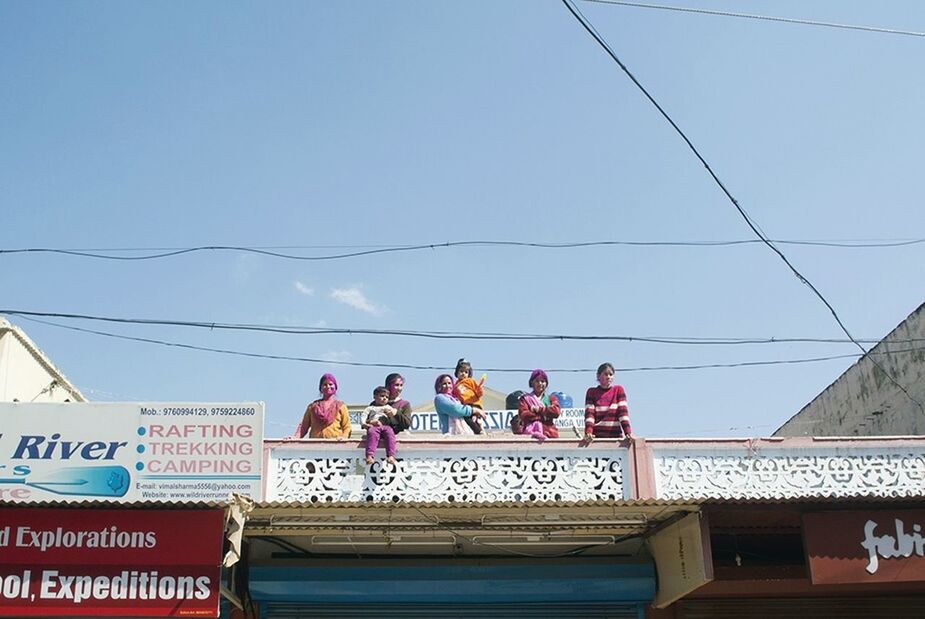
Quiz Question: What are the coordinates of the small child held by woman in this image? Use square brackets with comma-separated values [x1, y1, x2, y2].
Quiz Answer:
[361, 386, 398, 465]
[452, 358, 487, 434]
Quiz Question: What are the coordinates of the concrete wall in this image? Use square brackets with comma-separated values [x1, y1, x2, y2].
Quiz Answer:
[775, 303, 925, 436]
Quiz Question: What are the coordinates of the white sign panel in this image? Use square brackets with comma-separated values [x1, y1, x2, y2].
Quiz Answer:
[352, 408, 587, 434]
[0, 402, 263, 503]
[554, 407, 586, 431]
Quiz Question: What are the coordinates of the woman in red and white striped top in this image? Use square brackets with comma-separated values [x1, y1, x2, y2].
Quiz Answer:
[584, 362, 632, 441]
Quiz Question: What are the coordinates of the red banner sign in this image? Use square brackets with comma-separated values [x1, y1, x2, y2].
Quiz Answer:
[803, 509, 925, 585]
[0, 508, 223, 617]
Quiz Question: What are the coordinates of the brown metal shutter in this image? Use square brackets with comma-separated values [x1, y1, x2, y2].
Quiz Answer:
[680, 596, 925, 619]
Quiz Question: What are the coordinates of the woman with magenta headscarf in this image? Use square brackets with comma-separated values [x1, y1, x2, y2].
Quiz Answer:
[294, 373, 351, 439]
[517, 369, 560, 442]
[433, 374, 486, 435]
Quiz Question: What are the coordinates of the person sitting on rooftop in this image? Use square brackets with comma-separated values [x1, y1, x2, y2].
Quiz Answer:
[361, 385, 398, 466]
[517, 369, 560, 442]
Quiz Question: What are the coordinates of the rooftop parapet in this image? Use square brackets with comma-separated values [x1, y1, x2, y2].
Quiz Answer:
[636, 436, 925, 500]
[264, 435, 925, 505]
[264, 437, 630, 504]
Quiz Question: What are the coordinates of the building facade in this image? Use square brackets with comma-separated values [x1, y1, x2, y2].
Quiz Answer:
[0, 317, 85, 403]
[776, 302, 925, 437]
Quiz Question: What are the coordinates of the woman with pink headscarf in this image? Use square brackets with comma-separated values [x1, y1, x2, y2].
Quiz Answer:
[517, 369, 560, 442]
[294, 373, 351, 439]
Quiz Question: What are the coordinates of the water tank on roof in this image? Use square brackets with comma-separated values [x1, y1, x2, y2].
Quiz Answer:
[552, 391, 573, 407]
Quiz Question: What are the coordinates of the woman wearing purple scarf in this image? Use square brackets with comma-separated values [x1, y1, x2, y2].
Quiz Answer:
[516, 369, 560, 441]
[294, 373, 351, 439]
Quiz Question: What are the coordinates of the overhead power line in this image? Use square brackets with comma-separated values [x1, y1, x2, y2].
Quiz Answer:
[560, 0, 925, 414]
[5, 309, 923, 346]
[1, 237, 924, 261]
[19, 315, 918, 374]
[581, 0, 925, 38]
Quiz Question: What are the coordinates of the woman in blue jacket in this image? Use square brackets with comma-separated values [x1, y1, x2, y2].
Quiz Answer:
[433, 374, 486, 435]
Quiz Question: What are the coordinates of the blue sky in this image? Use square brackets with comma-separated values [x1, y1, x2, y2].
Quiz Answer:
[2, 1, 923, 438]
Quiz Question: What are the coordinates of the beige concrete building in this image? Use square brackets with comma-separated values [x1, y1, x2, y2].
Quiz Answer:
[775, 302, 925, 436]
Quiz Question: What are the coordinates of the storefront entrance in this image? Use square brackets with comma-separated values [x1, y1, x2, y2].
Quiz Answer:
[249, 559, 655, 619]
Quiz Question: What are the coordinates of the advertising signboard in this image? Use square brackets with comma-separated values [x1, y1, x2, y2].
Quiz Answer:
[0, 402, 263, 503]
[0, 507, 223, 617]
[803, 509, 925, 584]
[351, 408, 587, 434]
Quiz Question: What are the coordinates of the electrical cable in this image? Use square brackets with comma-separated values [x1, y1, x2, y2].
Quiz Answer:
[1, 237, 924, 261]
[16, 314, 922, 374]
[581, 0, 925, 38]
[6, 309, 925, 346]
[560, 0, 925, 414]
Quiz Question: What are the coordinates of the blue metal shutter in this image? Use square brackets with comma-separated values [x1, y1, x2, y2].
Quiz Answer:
[263, 601, 645, 618]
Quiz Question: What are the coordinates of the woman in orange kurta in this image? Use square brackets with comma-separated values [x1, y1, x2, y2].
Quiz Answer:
[294, 373, 351, 439]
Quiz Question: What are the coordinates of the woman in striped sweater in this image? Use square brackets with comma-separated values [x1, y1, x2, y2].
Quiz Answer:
[584, 362, 632, 441]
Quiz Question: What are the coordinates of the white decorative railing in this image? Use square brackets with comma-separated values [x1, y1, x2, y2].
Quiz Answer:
[649, 439, 925, 500]
[264, 440, 629, 503]
[262, 437, 925, 505]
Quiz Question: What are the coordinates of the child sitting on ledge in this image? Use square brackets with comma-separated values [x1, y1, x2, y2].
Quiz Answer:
[361, 386, 397, 465]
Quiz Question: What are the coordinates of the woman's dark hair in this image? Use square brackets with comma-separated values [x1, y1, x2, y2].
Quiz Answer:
[434, 374, 454, 394]
[385, 373, 404, 388]
[596, 362, 614, 376]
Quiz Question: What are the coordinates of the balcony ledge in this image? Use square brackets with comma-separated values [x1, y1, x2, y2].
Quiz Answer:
[262, 435, 925, 504]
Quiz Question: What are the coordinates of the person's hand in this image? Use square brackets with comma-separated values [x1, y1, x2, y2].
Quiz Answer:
[471, 407, 486, 418]
[370, 419, 381, 427]
[530, 404, 541, 413]
[580, 432, 595, 447]
[384, 406, 396, 417]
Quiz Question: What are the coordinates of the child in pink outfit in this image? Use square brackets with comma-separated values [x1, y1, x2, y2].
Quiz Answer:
[362, 386, 398, 465]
